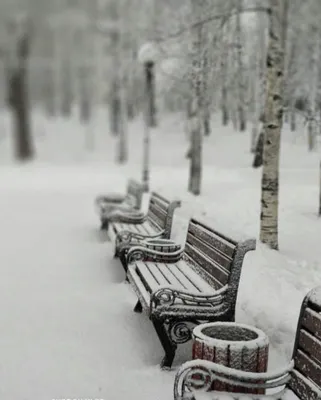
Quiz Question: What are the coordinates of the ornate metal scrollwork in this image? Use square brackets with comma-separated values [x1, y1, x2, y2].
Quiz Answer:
[127, 248, 146, 263]
[153, 288, 176, 307]
[174, 363, 213, 400]
[166, 320, 196, 344]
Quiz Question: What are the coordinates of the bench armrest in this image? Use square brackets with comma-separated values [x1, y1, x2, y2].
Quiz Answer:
[116, 230, 164, 246]
[174, 359, 294, 400]
[126, 245, 184, 265]
[150, 285, 229, 314]
[95, 193, 125, 205]
[104, 209, 147, 224]
[101, 203, 135, 216]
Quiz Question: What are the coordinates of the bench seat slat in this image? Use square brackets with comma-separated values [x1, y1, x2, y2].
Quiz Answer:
[157, 263, 202, 292]
[135, 263, 160, 293]
[175, 261, 217, 293]
[145, 263, 172, 287]
[132, 260, 217, 296]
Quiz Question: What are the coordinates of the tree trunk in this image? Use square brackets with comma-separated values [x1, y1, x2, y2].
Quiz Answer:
[188, 1, 204, 196]
[307, 28, 319, 152]
[235, 0, 246, 131]
[259, 0, 287, 250]
[61, 59, 73, 117]
[43, 64, 56, 117]
[221, 23, 229, 126]
[251, 13, 266, 152]
[8, 27, 34, 162]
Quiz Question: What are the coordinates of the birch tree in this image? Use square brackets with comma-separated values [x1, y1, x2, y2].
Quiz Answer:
[259, 0, 287, 250]
[307, 26, 320, 152]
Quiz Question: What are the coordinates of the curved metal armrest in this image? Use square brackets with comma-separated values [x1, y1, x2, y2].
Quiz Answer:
[95, 193, 125, 205]
[101, 203, 135, 216]
[105, 209, 147, 224]
[116, 229, 164, 245]
[173, 359, 294, 400]
[150, 285, 228, 313]
[126, 245, 184, 265]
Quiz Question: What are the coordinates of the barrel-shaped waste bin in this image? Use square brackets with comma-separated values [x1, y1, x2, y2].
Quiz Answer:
[192, 322, 269, 395]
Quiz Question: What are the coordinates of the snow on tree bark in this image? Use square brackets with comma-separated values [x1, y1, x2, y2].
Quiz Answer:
[259, 0, 287, 250]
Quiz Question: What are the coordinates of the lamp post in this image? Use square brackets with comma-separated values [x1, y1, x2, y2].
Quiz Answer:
[138, 41, 159, 192]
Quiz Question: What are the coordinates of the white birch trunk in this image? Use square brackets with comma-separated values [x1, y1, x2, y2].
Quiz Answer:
[259, 0, 287, 250]
[307, 27, 320, 152]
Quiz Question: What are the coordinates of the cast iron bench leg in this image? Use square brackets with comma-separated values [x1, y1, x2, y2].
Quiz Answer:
[134, 300, 142, 313]
[100, 219, 109, 231]
[152, 319, 177, 369]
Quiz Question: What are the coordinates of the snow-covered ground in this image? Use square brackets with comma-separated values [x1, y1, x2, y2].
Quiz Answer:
[0, 109, 320, 399]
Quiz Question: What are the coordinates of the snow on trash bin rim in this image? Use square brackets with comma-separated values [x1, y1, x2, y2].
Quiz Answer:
[192, 322, 269, 350]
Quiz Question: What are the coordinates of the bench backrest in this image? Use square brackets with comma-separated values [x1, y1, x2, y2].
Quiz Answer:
[290, 287, 321, 399]
[147, 192, 181, 239]
[184, 219, 256, 319]
[126, 179, 144, 209]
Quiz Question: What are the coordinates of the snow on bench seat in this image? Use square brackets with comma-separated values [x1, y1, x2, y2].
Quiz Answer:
[126, 218, 256, 368]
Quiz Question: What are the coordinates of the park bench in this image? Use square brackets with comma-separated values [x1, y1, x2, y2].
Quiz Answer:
[95, 179, 145, 230]
[125, 218, 256, 369]
[173, 286, 321, 400]
[108, 192, 181, 267]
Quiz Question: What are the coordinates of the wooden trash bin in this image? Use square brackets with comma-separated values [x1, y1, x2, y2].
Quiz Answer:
[192, 322, 269, 395]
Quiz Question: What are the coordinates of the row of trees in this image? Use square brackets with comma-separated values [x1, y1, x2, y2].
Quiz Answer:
[1, 0, 320, 251]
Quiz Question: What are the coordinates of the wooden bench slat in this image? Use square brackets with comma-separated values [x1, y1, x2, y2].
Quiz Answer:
[135, 263, 160, 293]
[157, 263, 202, 292]
[127, 265, 150, 310]
[188, 220, 236, 258]
[187, 233, 232, 271]
[185, 243, 229, 287]
[289, 369, 321, 400]
[295, 349, 321, 388]
[150, 193, 170, 209]
[113, 221, 158, 236]
[299, 330, 321, 366]
[175, 259, 219, 294]
[146, 263, 173, 287]
[302, 308, 321, 341]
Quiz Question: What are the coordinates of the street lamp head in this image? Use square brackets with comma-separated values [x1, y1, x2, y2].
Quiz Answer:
[138, 41, 159, 64]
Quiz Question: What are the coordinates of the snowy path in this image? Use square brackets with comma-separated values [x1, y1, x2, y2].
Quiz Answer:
[0, 172, 174, 400]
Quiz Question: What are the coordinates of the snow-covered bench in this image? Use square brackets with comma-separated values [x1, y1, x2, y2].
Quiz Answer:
[126, 218, 256, 369]
[109, 192, 181, 267]
[95, 178, 145, 230]
[173, 286, 321, 400]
